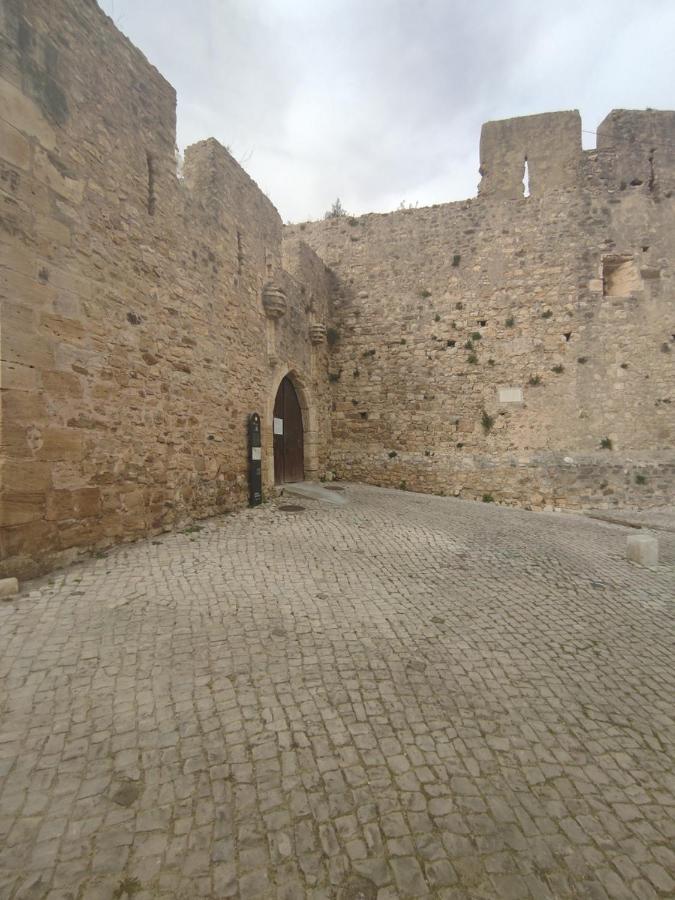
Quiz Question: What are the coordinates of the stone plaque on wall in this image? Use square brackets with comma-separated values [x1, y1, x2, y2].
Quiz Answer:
[498, 387, 524, 404]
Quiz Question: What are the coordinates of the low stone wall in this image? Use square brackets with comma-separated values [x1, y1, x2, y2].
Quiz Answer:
[329, 450, 674, 511]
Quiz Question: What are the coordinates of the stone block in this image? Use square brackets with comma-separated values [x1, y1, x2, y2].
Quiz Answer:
[0, 519, 54, 558]
[626, 533, 658, 567]
[0, 119, 31, 170]
[0, 361, 40, 391]
[0, 577, 19, 599]
[35, 214, 72, 247]
[498, 387, 523, 404]
[33, 146, 84, 204]
[45, 487, 101, 521]
[3, 326, 56, 370]
[0, 77, 56, 148]
[0, 490, 46, 526]
[41, 370, 84, 399]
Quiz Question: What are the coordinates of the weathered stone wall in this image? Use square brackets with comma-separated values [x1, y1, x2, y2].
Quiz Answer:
[596, 109, 675, 196]
[479, 110, 582, 199]
[288, 110, 675, 509]
[1, 1, 672, 578]
[0, 0, 332, 578]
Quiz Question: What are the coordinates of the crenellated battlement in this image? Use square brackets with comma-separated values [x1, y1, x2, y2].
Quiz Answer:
[478, 110, 582, 199]
[289, 105, 675, 515]
[596, 108, 675, 194]
[477, 108, 675, 201]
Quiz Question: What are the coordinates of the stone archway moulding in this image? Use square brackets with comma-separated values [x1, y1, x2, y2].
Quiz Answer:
[265, 365, 319, 486]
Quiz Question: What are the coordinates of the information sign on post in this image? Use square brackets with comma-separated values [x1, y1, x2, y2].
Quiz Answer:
[248, 413, 262, 506]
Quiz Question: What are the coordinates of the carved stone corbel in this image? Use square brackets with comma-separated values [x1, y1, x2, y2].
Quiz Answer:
[262, 281, 287, 365]
[262, 282, 287, 319]
[309, 323, 327, 345]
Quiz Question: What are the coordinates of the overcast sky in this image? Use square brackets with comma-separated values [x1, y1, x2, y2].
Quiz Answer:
[99, 0, 675, 223]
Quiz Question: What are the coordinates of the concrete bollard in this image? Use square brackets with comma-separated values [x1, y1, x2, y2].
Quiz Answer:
[0, 577, 19, 599]
[626, 533, 659, 567]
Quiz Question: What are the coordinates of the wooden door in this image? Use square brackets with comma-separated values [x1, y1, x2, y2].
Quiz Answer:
[273, 376, 304, 483]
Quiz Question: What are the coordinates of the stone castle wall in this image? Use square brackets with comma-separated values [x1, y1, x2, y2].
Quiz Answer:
[1, 0, 673, 579]
[288, 110, 675, 509]
[0, 0, 332, 578]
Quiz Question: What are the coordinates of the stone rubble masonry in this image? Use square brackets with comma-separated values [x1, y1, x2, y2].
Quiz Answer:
[288, 110, 675, 511]
[1, 0, 674, 580]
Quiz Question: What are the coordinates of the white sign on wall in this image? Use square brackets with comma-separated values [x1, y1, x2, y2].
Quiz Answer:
[273, 417, 283, 435]
[251, 446, 262, 460]
[498, 387, 524, 404]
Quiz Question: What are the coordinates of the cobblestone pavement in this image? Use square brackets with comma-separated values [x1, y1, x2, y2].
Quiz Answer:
[1, 484, 674, 900]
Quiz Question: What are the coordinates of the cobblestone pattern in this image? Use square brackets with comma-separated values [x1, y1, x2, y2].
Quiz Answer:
[1, 485, 674, 899]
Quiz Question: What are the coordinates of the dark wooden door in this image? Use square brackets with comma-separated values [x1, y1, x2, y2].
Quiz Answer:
[273, 376, 304, 483]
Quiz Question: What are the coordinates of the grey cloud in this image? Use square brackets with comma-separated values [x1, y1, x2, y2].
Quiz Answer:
[100, 0, 675, 221]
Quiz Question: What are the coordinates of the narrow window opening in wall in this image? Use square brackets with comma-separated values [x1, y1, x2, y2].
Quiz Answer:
[563, 332, 572, 342]
[478, 319, 487, 327]
[642, 245, 649, 252]
[522, 157, 530, 198]
[236, 231, 244, 275]
[602, 256, 641, 297]
[146, 151, 156, 215]
[648, 148, 656, 192]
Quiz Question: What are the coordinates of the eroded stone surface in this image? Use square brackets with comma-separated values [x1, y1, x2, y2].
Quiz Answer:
[0, 1, 334, 581]
[0, 485, 673, 898]
[626, 532, 659, 567]
[0, 578, 19, 599]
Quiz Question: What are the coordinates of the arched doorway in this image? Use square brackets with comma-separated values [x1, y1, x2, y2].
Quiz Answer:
[273, 376, 305, 483]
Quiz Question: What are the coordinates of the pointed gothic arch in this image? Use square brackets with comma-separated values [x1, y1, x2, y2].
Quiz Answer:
[265, 367, 319, 486]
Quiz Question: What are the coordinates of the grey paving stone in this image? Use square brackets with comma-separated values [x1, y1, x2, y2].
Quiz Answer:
[0, 485, 673, 898]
